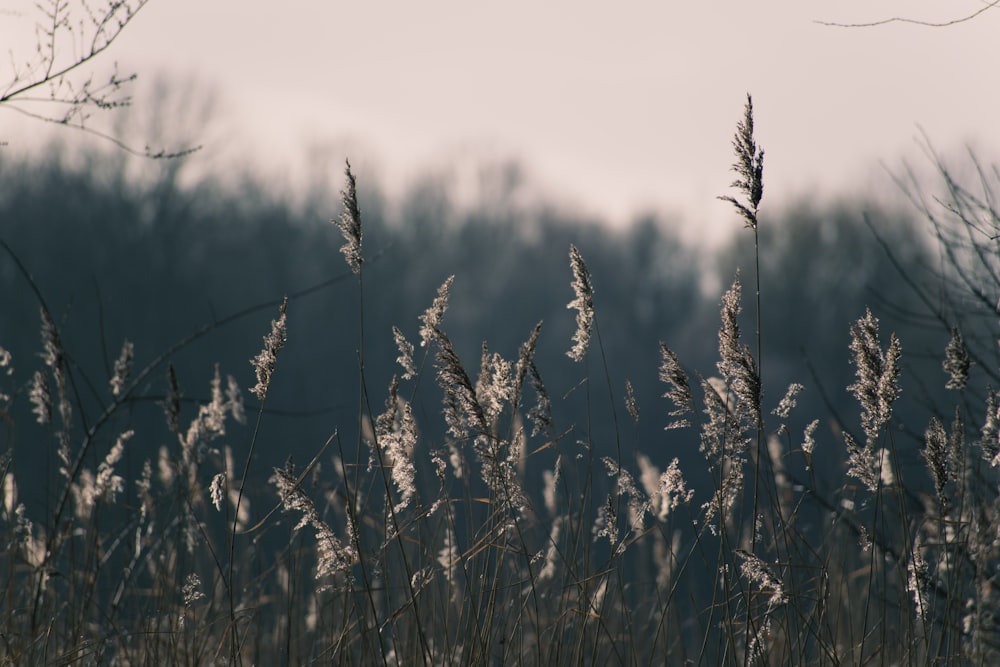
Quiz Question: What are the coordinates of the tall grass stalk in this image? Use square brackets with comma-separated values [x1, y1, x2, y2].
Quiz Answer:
[719, 93, 767, 662]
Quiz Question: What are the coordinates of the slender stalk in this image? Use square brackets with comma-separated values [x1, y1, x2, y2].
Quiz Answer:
[718, 93, 765, 665]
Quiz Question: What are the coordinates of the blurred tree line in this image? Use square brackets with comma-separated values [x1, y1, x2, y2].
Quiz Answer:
[0, 139, 959, 513]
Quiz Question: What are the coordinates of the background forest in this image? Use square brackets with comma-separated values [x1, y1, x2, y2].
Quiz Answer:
[0, 136, 961, 492]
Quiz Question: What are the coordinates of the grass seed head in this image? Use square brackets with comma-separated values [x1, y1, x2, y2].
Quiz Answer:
[335, 159, 363, 274]
[566, 244, 594, 362]
[250, 297, 288, 401]
[718, 93, 765, 230]
[943, 326, 970, 390]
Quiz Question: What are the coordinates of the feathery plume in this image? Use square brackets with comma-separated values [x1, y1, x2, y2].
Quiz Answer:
[878, 447, 895, 487]
[594, 494, 621, 552]
[512, 321, 543, 411]
[210, 473, 226, 512]
[179, 368, 238, 467]
[475, 343, 514, 428]
[40, 307, 63, 370]
[0, 348, 10, 410]
[906, 537, 929, 625]
[13, 502, 33, 553]
[374, 376, 418, 512]
[475, 429, 527, 517]
[110, 339, 134, 397]
[923, 417, 950, 512]
[880, 333, 903, 419]
[717, 275, 761, 428]
[0, 346, 11, 375]
[437, 524, 462, 605]
[946, 407, 964, 483]
[736, 548, 786, 611]
[772, 382, 804, 420]
[845, 431, 879, 493]
[526, 360, 553, 437]
[135, 459, 153, 523]
[702, 464, 745, 536]
[847, 308, 901, 444]
[335, 160, 363, 274]
[270, 460, 357, 587]
[419, 276, 455, 348]
[624, 380, 639, 426]
[943, 326, 970, 390]
[700, 375, 745, 462]
[736, 548, 784, 661]
[39, 308, 72, 434]
[566, 244, 594, 362]
[2, 464, 15, 517]
[801, 419, 819, 470]
[446, 441, 464, 479]
[434, 330, 487, 440]
[250, 297, 288, 401]
[978, 389, 999, 465]
[602, 456, 648, 533]
[203, 364, 227, 436]
[392, 325, 417, 380]
[83, 430, 132, 509]
[718, 93, 764, 229]
[659, 342, 693, 429]
[543, 456, 562, 517]
[638, 454, 694, 521]
[182, 574, 205, 607]
[29, 370, 51, 425]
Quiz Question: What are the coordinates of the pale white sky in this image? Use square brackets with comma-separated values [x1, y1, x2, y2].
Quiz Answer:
[4, 1, 1000, 241]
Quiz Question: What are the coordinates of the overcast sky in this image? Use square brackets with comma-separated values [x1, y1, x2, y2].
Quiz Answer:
[5, 1, 1000, 241]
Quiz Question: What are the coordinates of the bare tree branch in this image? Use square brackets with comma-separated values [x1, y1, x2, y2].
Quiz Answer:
[818, 1, 1000, 28]
[1, 0, 198, 158]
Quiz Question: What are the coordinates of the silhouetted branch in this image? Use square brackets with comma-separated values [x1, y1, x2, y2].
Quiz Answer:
[818, 1, 1000, 28]
[1, 0, 198, 158]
